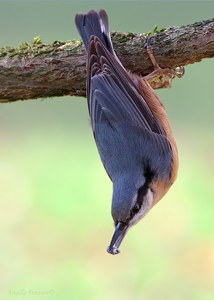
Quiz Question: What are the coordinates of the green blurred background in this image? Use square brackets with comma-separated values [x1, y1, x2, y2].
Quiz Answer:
[0, 1, 214, 299]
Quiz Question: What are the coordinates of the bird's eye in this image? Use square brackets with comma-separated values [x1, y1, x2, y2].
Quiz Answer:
[132, 203, 140, 214]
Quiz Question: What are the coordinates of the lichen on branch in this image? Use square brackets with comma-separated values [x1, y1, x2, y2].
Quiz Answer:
[0, 17, 213, 103]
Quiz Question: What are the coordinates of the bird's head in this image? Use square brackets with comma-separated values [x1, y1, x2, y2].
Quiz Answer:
[107, 172, 154, 255]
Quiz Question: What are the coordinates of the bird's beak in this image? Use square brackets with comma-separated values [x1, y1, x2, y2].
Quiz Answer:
[107, 222, 128, 255]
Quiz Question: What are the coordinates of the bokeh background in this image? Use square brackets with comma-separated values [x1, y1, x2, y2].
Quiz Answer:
[0, 1, 214, 299]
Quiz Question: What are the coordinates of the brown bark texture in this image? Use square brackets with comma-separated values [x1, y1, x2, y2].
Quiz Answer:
[0, 18, 213, 103]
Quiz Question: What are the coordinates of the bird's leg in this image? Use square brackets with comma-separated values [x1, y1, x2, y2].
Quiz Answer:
[146, 36, 161, 72]
[143, 35, 185, 82]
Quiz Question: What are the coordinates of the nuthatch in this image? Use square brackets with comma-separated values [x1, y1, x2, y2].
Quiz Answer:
[75, 10, 179, 255]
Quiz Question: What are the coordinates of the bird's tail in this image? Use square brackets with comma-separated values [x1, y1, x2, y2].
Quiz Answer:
[75, 9, 115, 55]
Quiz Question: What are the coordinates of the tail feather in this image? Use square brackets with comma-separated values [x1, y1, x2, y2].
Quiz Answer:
[75, 9, 115, 55]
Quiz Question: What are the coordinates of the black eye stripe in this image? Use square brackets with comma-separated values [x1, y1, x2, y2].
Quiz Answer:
[131, 183, 150, 217]
[136, 185, 147, 207]
[130, 200, 141, 218]
[128, 178, 151, 221]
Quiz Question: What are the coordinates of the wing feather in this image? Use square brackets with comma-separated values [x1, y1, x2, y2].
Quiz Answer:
[87, 37, 164, 135]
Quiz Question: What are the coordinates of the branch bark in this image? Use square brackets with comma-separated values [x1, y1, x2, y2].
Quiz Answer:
[0, 18, 214, 103]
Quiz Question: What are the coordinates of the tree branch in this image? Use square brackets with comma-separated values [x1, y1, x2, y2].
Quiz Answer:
[0, 18, 213, 103]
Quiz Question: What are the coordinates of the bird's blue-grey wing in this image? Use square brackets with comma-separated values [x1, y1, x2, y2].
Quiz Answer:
[86, 37, 173, 180]
[87, 37, 166, 136]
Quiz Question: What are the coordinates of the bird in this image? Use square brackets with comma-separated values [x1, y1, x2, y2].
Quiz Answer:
[75, 9, 178, 255]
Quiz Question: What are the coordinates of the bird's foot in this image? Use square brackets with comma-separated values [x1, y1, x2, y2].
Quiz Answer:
[143, 35, 185, 86]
